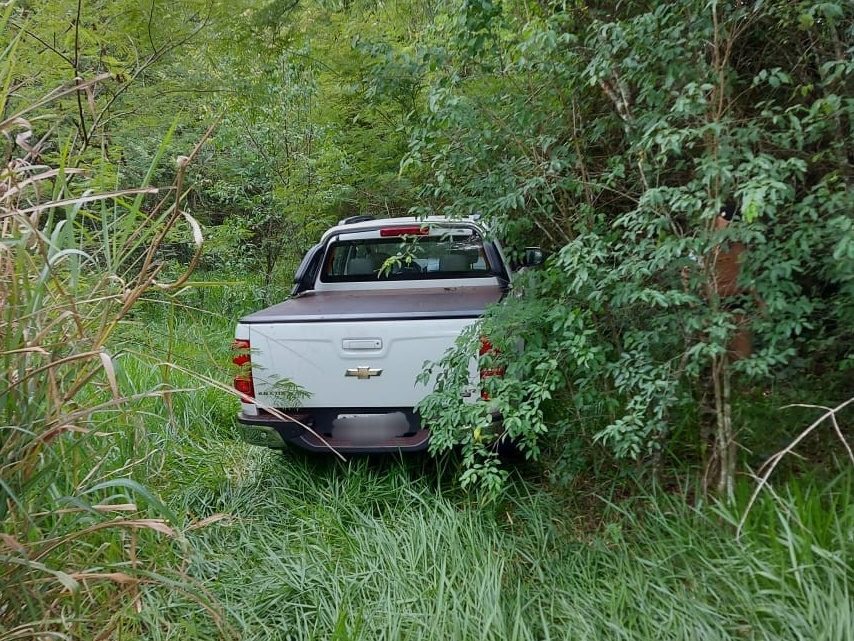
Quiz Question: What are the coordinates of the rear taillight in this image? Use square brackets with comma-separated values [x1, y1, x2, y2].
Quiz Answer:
[479, 337, 504, 400]
[232, 339, 254, 400]
[234, 376, 254, 399]
[232, 339, 250, 366]
[380, 226, 428, 237]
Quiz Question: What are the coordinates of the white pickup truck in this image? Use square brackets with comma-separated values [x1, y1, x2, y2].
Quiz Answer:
[232, 215, 541, 453]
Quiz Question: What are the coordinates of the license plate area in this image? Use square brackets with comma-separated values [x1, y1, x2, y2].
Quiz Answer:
[332, 411, 411, 442]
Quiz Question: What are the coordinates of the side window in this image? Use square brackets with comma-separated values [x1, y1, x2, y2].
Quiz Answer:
[292, 243, 324, 294]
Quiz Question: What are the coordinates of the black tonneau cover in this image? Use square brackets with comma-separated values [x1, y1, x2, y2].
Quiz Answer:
[239, 286, 504, 324]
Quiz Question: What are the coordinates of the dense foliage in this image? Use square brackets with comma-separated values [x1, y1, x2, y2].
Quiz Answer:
[1, 0, 852, 638]
[6, 0, 852, 493]
[411, 0, 854, 494]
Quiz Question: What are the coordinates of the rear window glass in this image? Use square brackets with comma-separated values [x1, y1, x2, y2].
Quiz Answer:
[321, 234, 493, 282]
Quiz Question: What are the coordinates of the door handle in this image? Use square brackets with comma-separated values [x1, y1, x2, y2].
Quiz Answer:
[342, 339, 382, 350]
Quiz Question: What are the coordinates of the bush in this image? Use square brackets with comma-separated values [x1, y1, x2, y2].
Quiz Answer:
[413, 0, 854, 495]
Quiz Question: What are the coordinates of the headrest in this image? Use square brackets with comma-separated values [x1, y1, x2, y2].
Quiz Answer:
[439, 253, 470, 272]
[346, 257, 375, 275]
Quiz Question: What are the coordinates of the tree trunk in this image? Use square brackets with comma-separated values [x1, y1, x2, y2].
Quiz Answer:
[711, 352, 735, 499]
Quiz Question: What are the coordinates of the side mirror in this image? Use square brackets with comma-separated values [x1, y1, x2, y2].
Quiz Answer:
[522, 247, 545, 268]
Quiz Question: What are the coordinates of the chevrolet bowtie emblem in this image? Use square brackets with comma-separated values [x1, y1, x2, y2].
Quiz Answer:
[345, 366, 383, 380]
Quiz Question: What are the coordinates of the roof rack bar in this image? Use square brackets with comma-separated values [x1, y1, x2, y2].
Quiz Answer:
[338, 215, 375, 225]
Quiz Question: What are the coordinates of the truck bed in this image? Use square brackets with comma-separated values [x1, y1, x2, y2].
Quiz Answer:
[240, 285, 504, 324]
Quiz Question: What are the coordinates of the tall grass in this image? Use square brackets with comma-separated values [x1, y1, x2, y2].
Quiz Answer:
[139, 421, 854, 639]
[109, 307, 853, 640]
[0, 26, 226, 637]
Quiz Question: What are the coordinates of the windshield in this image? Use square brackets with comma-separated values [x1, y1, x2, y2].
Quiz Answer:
[320, 234, 493, 282]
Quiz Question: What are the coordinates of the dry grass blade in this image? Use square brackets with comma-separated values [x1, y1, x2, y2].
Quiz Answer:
[737, 396, 854, 538]
[783, 403, 854, 465]
[186, 513, 233, 531]
[1, 533, 27, 554]
[1, 168, 86, 199]
[0, 627, 71, 640]
[140, 354, 346, 461]
[30, 519, 177, 566]
[0, 346, 50, 356]
[97, 351, 120, 400]
[28, 503, 138, 518]
[154, 210, 204, 291]
[0, 350, 108, 398]
[67, 572, 139, 585]
[9, 187, 159, 217]
[0, 68, 222, 636]
[1, 556, 80, 592]
[0, 72, 111, 130]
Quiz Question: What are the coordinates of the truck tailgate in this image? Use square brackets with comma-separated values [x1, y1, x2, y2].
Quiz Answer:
[242, 286, 502, 409]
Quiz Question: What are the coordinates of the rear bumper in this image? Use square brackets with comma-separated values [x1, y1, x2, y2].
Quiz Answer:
[236, 411, 431, 454]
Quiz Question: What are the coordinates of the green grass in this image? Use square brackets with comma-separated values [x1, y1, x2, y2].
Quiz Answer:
[4, 281, 850, 640]
[99, 302, 853, 641]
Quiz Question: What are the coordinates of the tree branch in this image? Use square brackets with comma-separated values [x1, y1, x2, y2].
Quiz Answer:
[737, 397, 854, 538]
[83, 1, 214, 151]
[10, 21, 74, 67]
[73, 0, 89, 144]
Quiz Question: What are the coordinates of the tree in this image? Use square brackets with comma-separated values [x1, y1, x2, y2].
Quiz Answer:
[413, 0, 853, 496]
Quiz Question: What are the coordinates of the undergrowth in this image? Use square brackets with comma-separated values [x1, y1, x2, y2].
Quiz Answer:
[106, 301, 853, 641]
[3, 2, 850, 637]
[4, 249, 851, 639]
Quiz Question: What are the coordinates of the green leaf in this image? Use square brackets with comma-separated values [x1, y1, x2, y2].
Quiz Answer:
[83, 478, 179, 525]
[798, 13, 814, 29]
